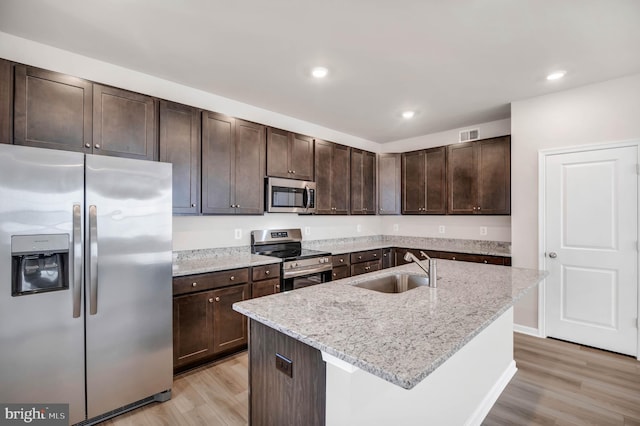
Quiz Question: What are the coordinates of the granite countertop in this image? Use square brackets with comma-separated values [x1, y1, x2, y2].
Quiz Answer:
[304, 235, 511, 257]
[234, 260, 545, 390]
[172, 247, 280, 277]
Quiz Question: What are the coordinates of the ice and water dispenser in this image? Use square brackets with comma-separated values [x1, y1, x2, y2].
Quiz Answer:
[11, 234, 69, 296]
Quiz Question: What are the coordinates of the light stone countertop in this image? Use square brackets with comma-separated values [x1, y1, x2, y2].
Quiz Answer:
[304, 235, 511, 257]
[234, 260, 546, 390]
[172, 247, 280, 277]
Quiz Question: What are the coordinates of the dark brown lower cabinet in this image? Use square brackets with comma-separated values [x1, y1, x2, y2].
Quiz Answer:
[382, 248, 395, 269]
[172, 278, 250, 372]
[250, 320, 326, 426]
[394, 247, 511, 266]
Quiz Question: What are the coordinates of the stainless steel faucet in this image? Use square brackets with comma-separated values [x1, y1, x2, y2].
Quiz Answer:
[403, 251, 437, 288]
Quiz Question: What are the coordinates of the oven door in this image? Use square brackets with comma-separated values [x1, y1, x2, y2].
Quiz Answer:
[282, 269, 332, 292]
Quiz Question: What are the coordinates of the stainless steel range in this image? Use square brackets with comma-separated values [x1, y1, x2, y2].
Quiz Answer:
[250, 229, 332, 291]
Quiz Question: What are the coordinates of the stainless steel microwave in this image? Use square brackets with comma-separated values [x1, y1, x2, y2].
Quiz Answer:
[265, 177, 316, 213]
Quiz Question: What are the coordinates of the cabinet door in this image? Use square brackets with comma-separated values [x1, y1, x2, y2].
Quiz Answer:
[202, 111, 235, 214]
[402, 150, 426, 214]
[290, 133, 314, 180]
[0, 59, 12, 144]
[159, 101, 200, 215]
[332, 143, 351, 214]
[266, 127, 290, 178]
[93, 84, 157, 160]
[252, 278, 280, 298]
[14, 65, 92, 152]
[378, 153, 401, 215]
[234, 119, 265, 214]
[447, 142, 477, 214]
[173, 292, 214, 368]
[314, 139, 333, 214]
[477, 136, 510, 214]
[382, 248, 395, 269]
[211, 283, 250, 354]
[424, 146, 447, 214]
[332, 265, 350, 280]
[350, 149, 376, 214]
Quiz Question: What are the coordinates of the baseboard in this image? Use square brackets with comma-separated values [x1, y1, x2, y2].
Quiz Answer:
[513, 324, 543, 337]
[465, 360, 517, 426]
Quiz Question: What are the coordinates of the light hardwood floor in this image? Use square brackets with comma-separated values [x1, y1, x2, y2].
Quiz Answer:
[104, 333, 640, 425]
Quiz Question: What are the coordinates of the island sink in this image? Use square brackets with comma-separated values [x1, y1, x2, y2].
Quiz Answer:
[354, 274, 429, 293]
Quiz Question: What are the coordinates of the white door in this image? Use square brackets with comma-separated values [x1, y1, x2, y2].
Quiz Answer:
[545, 145, 638, 356]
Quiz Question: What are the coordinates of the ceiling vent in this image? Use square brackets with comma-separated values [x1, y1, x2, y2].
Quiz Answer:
[459, 128, 479, 143]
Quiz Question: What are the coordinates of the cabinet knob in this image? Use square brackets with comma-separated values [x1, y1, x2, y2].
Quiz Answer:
[191, 203, 196, 207]
[358, 256, 362, 260]
[94, 144, 101, 149]
[288, 170, 292, 173]
[483, 260, 488, 264]
[383, 253, 387, 257]
[333, 273, 337, 277]
[236, 204, 240, 208]
[477, 206, 481, 211]
[339, 258, 344, 263]
[292, 170, 296, 174]
[452, 257, 456, 260]
[192, 282, 197, 287]
[85, 143, 91, 148]
[265, 270, 270, 275]
[215, 297, 220, 302]
[208, 298, 214, 303]
[276, 284, 280, 290]
[230, 276, 235, 281]
[365, 266, 370, 270]
[373, 253, 377, 257]
[473, 207, 477, 211]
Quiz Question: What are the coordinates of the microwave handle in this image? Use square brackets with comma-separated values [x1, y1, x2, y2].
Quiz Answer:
[305, 186, 311, 209]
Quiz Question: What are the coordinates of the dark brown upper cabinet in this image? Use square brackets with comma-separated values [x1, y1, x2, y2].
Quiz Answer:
[315, 139, 350, 215]
[0, 59, 12, 144]
[93, 84, 157, 160]
[350, 148, 376, 214]
[202, 111, 265, 215]
[402, 147, 447, 214]
[159, 100, 200, 215]
[377, 153, 401, 215]
[447, 136, 511, 214]
[266, 127, 314, 181]
[14, 65, 93, 152]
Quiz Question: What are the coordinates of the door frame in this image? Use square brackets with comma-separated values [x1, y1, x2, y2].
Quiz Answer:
[538, 139, 640, 360]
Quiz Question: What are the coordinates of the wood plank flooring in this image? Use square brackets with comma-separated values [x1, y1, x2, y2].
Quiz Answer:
[104, 333, 640, 425]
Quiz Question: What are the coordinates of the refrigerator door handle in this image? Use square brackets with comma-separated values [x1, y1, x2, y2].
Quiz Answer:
[88, 205, 98, 315]
[72, 204, 82, 318]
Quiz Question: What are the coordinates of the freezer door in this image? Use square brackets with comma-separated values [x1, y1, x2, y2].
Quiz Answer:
[85, 154, 172, 418]
[0, 144, 86, 424]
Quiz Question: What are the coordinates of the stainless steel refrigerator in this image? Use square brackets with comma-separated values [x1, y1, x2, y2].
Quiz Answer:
[0, 144, 173, 425]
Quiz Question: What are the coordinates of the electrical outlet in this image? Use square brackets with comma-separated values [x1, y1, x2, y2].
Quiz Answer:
[438, 225, 445, 234]
[275, 353, 293, 377]
[357, 224, 362, 233]
[234, 229, 242, 239]
[480, 226, 487, 236]
[393, 224, 399, 232]
[304, 226, 311, 236]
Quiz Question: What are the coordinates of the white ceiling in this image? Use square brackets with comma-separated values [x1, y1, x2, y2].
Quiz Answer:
[1, 0, 639, 143]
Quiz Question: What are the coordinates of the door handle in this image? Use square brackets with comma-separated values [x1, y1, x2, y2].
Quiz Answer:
[548, 252, 558, 259]
[88, 205, 99, 315]
[304, 186, 311, 209]
[72, 204, 82, 318]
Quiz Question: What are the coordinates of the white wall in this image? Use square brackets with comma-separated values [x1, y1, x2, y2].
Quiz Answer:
[0, 31, 513, 250]
[511, 72, 640, 329]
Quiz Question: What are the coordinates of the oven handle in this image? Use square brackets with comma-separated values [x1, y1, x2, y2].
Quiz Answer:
[282, 264, 332, 279]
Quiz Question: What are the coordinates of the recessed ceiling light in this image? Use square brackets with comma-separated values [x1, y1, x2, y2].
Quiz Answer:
[402, 111, 415, 119]
[311, 67, 328, 78]
[546, 70, 566, 81]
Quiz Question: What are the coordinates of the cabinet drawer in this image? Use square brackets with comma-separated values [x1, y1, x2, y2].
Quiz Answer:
[331, 265, 350, 280]
[332, 254, 350, 267]
[350, 249, 382, 264]
[252, 263, 281, 281]
[252, 278, 281, 298]
[351, 260, 381, 276]
[173, 268, 250, 296]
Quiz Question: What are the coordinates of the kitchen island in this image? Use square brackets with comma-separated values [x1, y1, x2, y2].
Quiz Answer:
[234, 260, 545, 426]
